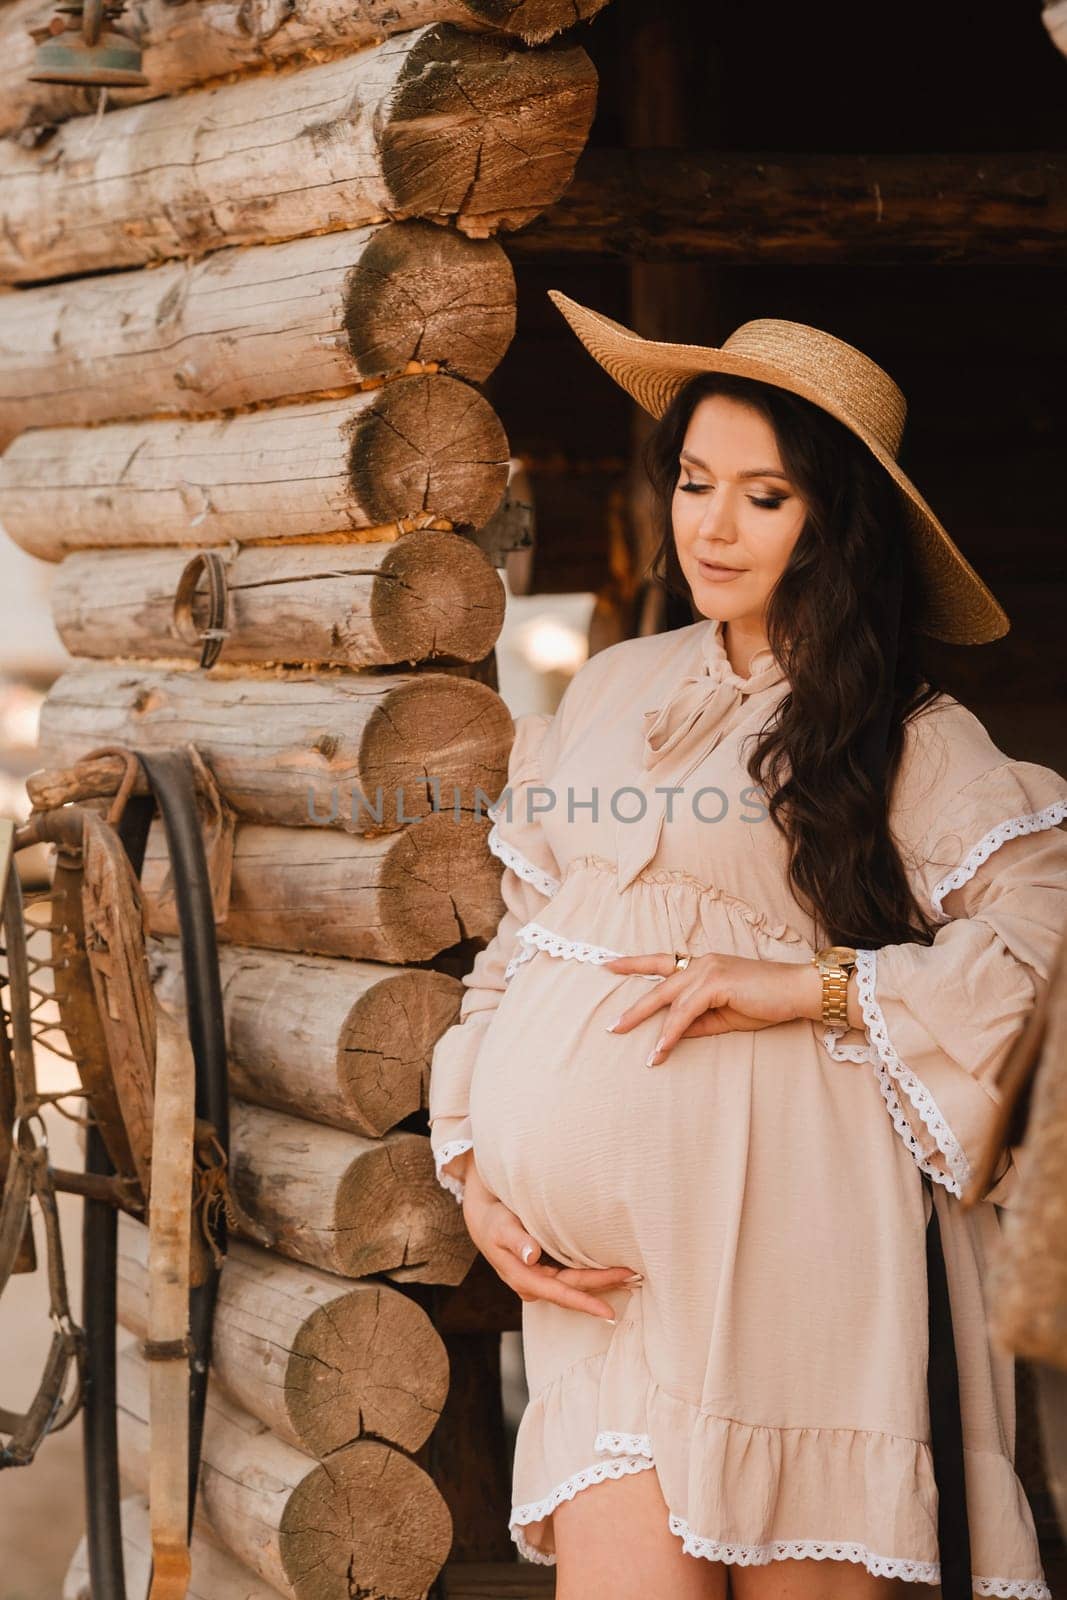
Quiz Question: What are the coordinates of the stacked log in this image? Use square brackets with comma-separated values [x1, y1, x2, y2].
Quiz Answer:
[64, 1494, 284, 1600]
[116, 1220, 451, 1463]
[0, 222, 517, 446]
[0, 25, 598, 281]
[0, 0, 605, 1589]
[5, 0, 610, 139]
[115, 1342, 453, 1599]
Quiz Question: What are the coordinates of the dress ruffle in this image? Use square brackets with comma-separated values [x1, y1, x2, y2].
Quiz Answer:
[509, 1290, 1050, 1596]
[891, 706, 1067, 925]
[921, 759, 1067, 922]
[504, 853, 810, 980]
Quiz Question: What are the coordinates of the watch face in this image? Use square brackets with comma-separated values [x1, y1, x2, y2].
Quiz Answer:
[822, 945, 858, 965]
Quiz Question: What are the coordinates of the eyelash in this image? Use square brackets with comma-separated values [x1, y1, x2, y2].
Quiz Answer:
[678, 483, 786, 510]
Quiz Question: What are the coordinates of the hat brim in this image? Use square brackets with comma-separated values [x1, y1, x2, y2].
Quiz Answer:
[547, 289, 1009, 646]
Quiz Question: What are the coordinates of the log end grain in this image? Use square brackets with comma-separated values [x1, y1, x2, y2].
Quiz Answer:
[229, 1104, 476, 1283]
[337, 968, 462, 1137]
[377, 810, 506, 963]
[382, 25, 599, 237]
[339, 1129, 479, 1285]
[373, 530, 506, 665]
[348, 373, 510, 531]
[346, 221, 516, 385]
[365, 675, 512, 816]
[280, 1440, 453, 1600]
[285, 1273, 449, 1456]
[464, 0, 612, 45]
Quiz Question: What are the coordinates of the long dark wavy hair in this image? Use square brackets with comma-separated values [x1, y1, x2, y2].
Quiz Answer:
[643, 370, 946, 951]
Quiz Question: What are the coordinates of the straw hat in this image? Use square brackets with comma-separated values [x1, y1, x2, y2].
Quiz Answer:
[547, 289, 1008, 645]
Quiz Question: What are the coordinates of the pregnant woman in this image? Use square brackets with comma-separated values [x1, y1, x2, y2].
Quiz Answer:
[428, 293, 1067, 1598]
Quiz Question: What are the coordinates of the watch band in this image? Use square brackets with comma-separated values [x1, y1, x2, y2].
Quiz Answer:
[812, 946, 857, 1027]
[819, 964, 851, 1026]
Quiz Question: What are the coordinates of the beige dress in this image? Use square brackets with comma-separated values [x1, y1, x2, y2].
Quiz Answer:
[428, 616, 1067, 1594]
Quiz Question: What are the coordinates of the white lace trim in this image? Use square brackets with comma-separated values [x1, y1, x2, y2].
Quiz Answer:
[672, 1515, 1049, 1592]
[854, 948, 969, 1198]
[929, 799, 1067, 921]
[487, 821, 561, 900]
[515, 920, 624, 966]
[821, 1024, 875, 1064]
[509, 1450, 1050, 1592]
[509, 1454, 656, 1561]
[594, 1429, 654, 1457]
[434, 1137, 473, 1204]
[504, 941, 538, 983]
[503, 920, 625, 984]
[669, 1515, 940, 1578]
[973, 1582, 1052, 1598]
[972, 1580, 1055, 1593]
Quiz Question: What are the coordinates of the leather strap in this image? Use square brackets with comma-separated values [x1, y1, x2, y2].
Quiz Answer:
[131, 749, 229, 1555]
[145, 1006, 196, 1600]
[923, 1172, 972, 1596]
[173, 552, 229, 670]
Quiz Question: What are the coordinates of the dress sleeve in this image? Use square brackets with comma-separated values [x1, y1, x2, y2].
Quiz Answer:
[827, 757, 1067, 1201]
[428, 709, 563, 1204]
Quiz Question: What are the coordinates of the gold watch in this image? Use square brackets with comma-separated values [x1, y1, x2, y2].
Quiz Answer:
[811, 945, 858, 1026]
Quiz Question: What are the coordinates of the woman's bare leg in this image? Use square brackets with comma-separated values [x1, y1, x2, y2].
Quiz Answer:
[732, 1561, 922, 1598]
[551, 1464, 727, 1600]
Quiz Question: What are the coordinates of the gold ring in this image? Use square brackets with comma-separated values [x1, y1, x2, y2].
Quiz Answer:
[673, 952, 691, 972]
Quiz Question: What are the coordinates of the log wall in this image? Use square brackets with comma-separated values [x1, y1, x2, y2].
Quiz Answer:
[0, 222, 516, 445]
[0, 25, 598, 283]
[0, 1, 608, 1594]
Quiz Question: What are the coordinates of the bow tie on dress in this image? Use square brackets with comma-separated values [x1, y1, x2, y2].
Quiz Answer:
[614, 621, 787, 892]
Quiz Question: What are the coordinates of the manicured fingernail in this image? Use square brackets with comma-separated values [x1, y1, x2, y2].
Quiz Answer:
[625, 1273, 643, 1283]
[605, 1316, 617, 1324]
[606, 1015, 622, 1032]
[521, 1245, 533, 1263]
[645, 1050, 658, 1067]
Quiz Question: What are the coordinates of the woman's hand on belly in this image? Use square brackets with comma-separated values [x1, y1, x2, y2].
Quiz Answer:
[461, 1157, 641, 1322]
[602, 949, 810, 1065]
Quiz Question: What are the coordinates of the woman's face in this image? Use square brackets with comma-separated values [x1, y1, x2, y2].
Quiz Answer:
[671, 393, 807, 630]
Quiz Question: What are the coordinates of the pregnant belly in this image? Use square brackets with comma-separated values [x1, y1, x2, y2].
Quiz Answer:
[467, 952, 751, 1271]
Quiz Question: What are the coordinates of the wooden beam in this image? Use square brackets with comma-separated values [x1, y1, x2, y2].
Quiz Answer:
[150, 936, 461, 1138]
[2, 0, 610, 138]
[116, 1346, 454, 1599]
[0, 376, 510, 560]
[117, 1221, 450, 1455]
[140, 814, 504, 963]
[510, 149, 1067, 263]
[48, 536, 505, 670]
[64, 1494, 284, 1599]
[0, 223, 516, 444]
[36, 665, 512, 834]
[226, 1101, 476, 1284]
[0, 26, 598, 284]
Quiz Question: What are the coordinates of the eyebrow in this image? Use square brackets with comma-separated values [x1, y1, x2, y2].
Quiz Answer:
[679, 449, 790, 481]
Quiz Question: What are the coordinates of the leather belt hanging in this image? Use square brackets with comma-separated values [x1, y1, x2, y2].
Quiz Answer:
[923, 1172, 972, 1598]
[86, 748, 233, 1598]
